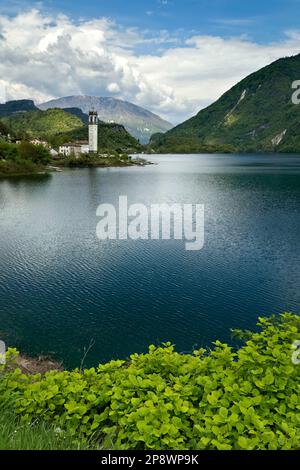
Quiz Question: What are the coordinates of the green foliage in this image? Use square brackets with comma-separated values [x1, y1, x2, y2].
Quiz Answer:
[56, 152, 136, 168]
[0, 107, 142, 153]
[152, 54, 300, 153]
[0, 141, 18, 160]
[0, 407, 91, 450]
[18, 141, 51, 164]
[51, 122, 142, 153]
[0, 159, 39, 176]
[1, 109, 84, 140]
[0, 314, 299, 450]
[0, 121, 10, 137]
[0, 140, 50, 176]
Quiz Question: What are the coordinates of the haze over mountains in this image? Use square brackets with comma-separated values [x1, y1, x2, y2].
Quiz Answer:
[38, 96, 173, 144]
[152, 54, 300, 153]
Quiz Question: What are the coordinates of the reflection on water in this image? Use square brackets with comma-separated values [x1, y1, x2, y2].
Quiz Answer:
[0, 154, 299, 367]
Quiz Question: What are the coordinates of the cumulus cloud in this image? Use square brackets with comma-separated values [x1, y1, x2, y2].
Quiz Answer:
[0, 9, 300, 123]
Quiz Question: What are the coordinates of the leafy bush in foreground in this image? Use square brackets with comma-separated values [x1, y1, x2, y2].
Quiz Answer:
[0, 314, 299, 450]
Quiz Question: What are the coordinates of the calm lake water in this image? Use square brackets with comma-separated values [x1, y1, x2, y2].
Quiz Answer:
[0, 154, 300, 367]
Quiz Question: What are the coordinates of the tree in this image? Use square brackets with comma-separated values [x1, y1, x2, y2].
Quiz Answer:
[0, 122, 10, 137]
[0, 141, 18, 160]
[18, 141, 51, 164]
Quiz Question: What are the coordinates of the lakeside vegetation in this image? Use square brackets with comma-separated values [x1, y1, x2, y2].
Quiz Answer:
[0, 108, 143, 153]
[0, 140, 147, 177]
[0, 105, 146, 176]
[55, 152, 148, 168]
[1, 313, 299, 450]
[0, 140, 51, 176]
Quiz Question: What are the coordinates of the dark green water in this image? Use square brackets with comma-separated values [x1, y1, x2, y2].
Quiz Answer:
[0, 154, 299, 367]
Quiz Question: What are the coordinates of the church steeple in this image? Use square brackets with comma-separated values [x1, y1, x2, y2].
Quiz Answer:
[88, 110, 98, 153]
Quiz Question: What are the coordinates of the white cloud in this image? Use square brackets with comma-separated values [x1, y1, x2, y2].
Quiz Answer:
[107, 82, 120, 93]
[0, 9, 300, 123]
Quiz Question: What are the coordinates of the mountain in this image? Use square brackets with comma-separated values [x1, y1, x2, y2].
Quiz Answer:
[0, 108, 142, 152]
[1, 108, 84, 138]
[0, 99, 38, 117]
[38, 96, 173, 143]
[56, 122, 142, 153]
[63, 107, 89, 124]
[151, 54, 300, 153]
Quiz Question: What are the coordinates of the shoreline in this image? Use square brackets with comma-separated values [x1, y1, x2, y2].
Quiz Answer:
[2, 152, 300, 178]
[0, 155, 152, 178]
[14, 354, 64, 375]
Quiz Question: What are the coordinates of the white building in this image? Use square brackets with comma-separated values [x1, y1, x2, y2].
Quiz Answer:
[59, 141, 89, 158]
[88, 110, 98, 153]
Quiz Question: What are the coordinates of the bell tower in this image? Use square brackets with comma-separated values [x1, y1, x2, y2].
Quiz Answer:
[88, 110, 98, 153]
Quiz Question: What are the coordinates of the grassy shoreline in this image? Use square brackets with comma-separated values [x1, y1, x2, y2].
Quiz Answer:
[54, 153, 149, 169]
[0, 160, 46, 178]
[0, 154, 150, 178]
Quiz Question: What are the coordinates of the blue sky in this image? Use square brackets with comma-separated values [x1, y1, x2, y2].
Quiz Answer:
[0, 0, 300, 121]
[4, 0, 299, 43]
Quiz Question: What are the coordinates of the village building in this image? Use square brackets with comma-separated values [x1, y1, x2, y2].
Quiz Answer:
[58, 141, 89, 157]
[58, 110, 98, 158]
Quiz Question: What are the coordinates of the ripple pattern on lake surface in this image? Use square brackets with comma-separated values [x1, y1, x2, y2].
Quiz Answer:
[0, 154, 299, 367]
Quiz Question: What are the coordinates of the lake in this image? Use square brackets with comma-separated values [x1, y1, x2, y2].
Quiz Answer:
[0, 153, 299, 368]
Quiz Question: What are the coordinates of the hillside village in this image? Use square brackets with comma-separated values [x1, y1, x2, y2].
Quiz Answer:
[1, 110, 101, 159]
[0, 105, 149, 176]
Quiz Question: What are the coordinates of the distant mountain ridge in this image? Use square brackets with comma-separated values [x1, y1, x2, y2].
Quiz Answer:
[0, 99, 38, 117]
[152, 53, 300, 153]
[38, 96, 173, 143]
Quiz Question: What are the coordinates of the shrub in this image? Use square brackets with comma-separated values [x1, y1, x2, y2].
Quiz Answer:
[0, 141, 18, 160]
[0, 314, 299, 450]
[0, 158, 39, 176]
[18, 141, 51, 164]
